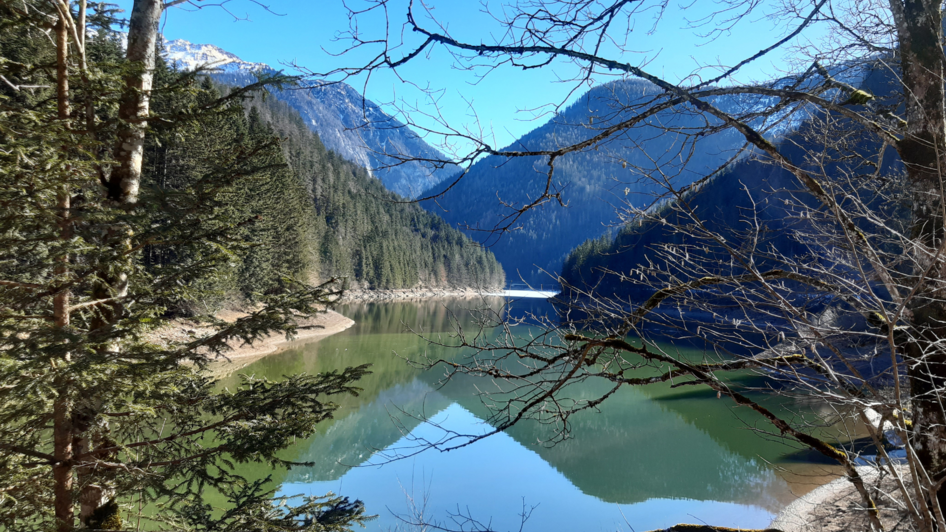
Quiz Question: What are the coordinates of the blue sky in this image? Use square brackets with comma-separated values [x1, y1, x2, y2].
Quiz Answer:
[114, 0, 823, 154]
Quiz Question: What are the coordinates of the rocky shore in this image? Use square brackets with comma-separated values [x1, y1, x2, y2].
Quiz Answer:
[770, 466, 912, 532]
[340, 287, 498, 302]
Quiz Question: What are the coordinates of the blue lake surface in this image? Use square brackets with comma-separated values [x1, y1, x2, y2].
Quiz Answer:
[219, 297, 840, 531]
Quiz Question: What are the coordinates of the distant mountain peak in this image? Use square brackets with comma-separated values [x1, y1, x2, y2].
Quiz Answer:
[159, 37, 454, 198]
[162, 38, 267, 73]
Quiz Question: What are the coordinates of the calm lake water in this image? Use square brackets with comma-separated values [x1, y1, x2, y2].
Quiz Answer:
[218, 296, 842, 532]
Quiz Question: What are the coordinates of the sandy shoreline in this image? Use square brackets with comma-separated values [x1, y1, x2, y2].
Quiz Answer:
[217, 309, 354, 361]
[148, 288, 510, 376]
[149, 309, 355, 376]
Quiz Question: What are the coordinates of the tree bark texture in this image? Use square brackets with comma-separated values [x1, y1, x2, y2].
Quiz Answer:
[891, 0, 946, 512]
[109, 0, 162, 204]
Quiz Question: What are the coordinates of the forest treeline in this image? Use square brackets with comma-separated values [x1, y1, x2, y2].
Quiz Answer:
[139, 45, 504, 311]
[236, 91, 505, 293]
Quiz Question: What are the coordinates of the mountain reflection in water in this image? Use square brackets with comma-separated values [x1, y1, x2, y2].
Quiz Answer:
[219, 297, 835, 531]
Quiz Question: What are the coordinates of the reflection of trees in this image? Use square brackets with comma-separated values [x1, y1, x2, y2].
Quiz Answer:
[641, 376, 828, 460]
[428, 368, 793, 512]
[286, 381, 452, 482]
[407, 327, 813, 510]
[224, 298, 825, 512]
[216, 299, 497, 486]
[339, 297, 508, 336]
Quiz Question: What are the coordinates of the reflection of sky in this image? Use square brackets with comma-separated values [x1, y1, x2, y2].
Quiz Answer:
[278, 404, 775, 532]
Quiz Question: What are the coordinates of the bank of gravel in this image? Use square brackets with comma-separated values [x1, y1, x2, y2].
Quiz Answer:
[771, 466, 913, 532]
[340, 288, 497, 302]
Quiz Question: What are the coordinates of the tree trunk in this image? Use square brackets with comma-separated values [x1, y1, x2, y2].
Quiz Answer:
[92, 0, 163, 329]
[79, 1, 163, 525]
[53, 395, 74, 532]
[109, 0, 162, 204]
[53, 14, 74, 532]
[892, 0, 946, 513]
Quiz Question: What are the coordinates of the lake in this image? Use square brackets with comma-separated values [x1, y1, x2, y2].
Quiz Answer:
[217, 296, 844, 532]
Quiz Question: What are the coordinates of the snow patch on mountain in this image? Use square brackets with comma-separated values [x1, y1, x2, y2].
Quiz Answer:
[159, 38, 455, 198]
[162, 39, 267, 74]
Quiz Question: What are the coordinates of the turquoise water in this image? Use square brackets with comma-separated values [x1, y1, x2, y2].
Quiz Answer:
[220, 297, 835, 531]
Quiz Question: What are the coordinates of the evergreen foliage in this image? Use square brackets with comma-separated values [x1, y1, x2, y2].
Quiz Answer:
[140, 72, 321, 311]
[237, 90, 505, 292]
[0, 0, 500, 528]
[142, 47, 504, 315]
[0, 4, 376, 530]
[0, 3, 501, 527]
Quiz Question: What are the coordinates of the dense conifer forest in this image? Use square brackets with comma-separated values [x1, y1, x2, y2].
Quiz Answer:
[236, 92, 505, 293]
[137, 45, 504, 312]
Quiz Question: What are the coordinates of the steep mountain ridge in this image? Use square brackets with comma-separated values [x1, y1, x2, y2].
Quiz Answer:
[140, 46, 505, 297]
[418, 64, 869, 286]
[418, 79, 777, 285]
[164, 38, 267, 73]
[162, 39, 454, 198]
[560, 60, 902, 304]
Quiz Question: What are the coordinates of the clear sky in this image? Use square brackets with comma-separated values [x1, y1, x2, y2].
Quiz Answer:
[113, 0, 823, 155]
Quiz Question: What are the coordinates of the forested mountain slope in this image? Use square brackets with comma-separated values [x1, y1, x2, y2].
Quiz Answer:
[418, 79, 764, 286]
[560, 63, 902, 302]
[559, 146, 811, 300]
[163, 39, 454, 198]
[240, 92, 505, 291]
[141, 50, 503, 312]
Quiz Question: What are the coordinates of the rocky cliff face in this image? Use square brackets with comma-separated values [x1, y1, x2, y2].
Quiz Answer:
[163, 39, 454, 198]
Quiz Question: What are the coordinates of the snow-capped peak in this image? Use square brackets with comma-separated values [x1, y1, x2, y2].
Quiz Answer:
[162, 38, 268, 73]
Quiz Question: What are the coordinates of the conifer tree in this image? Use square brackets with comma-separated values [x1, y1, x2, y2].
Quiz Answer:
[0, 2, 370, 530]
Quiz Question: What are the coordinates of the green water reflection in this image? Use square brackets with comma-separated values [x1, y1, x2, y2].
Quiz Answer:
[220, 298, 835, 531]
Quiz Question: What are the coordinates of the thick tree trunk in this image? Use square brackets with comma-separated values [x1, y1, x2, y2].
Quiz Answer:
[73, 2, 165, 525]
[109, 0, 162, 204]
[91, 0, 163, 347]
[76, 429, 106, 526]
[891, 0, 946, 514]
[93, 0, 163, 329]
